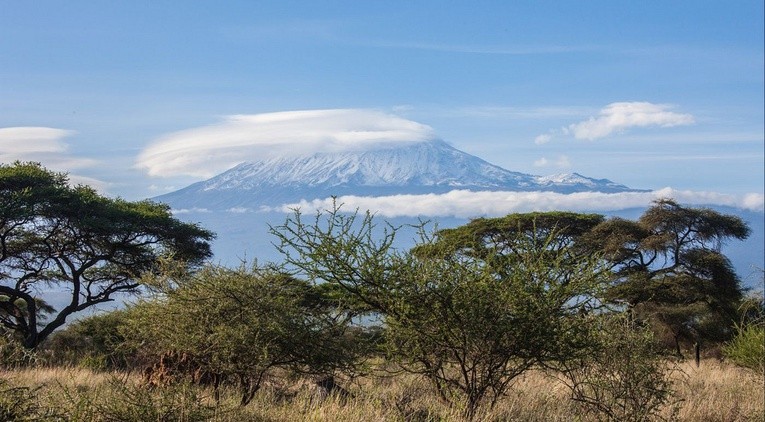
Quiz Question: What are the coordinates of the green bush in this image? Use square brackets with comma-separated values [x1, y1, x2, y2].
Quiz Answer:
[123, 264, 368, 406]
[723, 323, 765, 373]
[42, 310, 134, 371]
[0, 334, 38, 369]
[556, 314, 678, 422]
[0, 379, 57, 421]
[93, 379, 215, 422]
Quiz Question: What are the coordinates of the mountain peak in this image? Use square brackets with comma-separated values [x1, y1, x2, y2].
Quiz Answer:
[154, 139, 643, 210]
[200, 140, 529, 190]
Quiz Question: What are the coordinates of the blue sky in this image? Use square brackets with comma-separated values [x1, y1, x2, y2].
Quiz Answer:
[1, 1, 763, 211]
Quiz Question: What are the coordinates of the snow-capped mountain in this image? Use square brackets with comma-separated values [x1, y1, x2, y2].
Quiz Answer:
[154, 139, 643, 210]
[150, 139, 761, 284]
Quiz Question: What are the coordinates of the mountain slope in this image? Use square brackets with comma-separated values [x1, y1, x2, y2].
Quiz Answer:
[155, 140, 642, 210]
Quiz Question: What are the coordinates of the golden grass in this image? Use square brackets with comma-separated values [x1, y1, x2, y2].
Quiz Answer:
[670, 360, 764, 421]
[1, 360, 762, 421]
[1, 365, 114, 388]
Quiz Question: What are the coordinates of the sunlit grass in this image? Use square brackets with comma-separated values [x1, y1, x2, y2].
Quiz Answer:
[1, 359, 762, 421]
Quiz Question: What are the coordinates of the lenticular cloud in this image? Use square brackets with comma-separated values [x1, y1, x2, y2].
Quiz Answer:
[0, 127, 104, 190]
[136, 109, 437, 178]
[0, 127, 73, 158]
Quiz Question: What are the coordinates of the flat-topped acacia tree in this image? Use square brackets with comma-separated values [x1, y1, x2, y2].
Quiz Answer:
[585, 199, 751, 354]
[0, 162, 214, 349]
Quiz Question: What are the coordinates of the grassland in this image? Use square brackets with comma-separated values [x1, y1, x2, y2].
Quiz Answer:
[1, 359, 762, 421]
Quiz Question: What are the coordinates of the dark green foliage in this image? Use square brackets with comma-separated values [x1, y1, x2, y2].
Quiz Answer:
[0, 162, 214, 349]
[414, 211, 605, 272]
[388, 244, 604, 418]
[589, 199, 750, 354]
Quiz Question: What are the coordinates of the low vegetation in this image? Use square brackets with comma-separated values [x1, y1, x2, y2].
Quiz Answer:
[723, 294, 765, 374]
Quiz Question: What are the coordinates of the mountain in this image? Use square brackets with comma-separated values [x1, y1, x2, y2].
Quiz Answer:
[155, 139, 642, 210]
[152, 139, 761, 287]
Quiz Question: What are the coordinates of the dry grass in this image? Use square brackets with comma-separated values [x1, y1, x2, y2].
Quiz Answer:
[670, 360, 764, 421]
[1, 365, 115, 388]
[1, 360, 762, 421]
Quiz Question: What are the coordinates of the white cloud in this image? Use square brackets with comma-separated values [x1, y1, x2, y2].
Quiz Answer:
[0, 127, 88, 167]
[742, 193, 765, 211]
[533, 158, 549, 167]
[566, 102, 694, 140]
[0, 127, 72, 155]
[0, 126, 107, 192]
[272, 189, 764, 218]
[67, 175, 110, 192]
[137, 109, 437, 178]
[534, 133, 552, 145]
[171, 207, 211, 214]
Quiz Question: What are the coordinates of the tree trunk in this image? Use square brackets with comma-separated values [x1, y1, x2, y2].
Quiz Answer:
[694, 342, 701, 367]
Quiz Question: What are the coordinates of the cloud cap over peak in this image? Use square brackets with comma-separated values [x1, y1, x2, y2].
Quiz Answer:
[137, 109, 437, 178]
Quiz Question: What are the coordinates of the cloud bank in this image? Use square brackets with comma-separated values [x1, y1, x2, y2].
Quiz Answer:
[271, 189, 763, 218]
[137, 109, 437, 178]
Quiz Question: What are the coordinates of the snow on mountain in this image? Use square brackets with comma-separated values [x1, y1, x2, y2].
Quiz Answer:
[194, 140, 531, 190]
[533, 173, 633, 191]
[154, 139, 643, 210]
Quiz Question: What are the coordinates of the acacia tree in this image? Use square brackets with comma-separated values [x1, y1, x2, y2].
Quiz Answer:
[586, 199, 750, 354]
[0, 162, 214, 349]
[272, 205, 607, 419]
[414, 211, 605, 279]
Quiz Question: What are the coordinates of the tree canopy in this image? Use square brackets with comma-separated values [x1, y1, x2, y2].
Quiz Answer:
[0, 162, 214, 348]
[587, 199, 750, 352]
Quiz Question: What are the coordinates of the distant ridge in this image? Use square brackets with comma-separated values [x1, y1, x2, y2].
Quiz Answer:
[154, 139, 644, 210]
